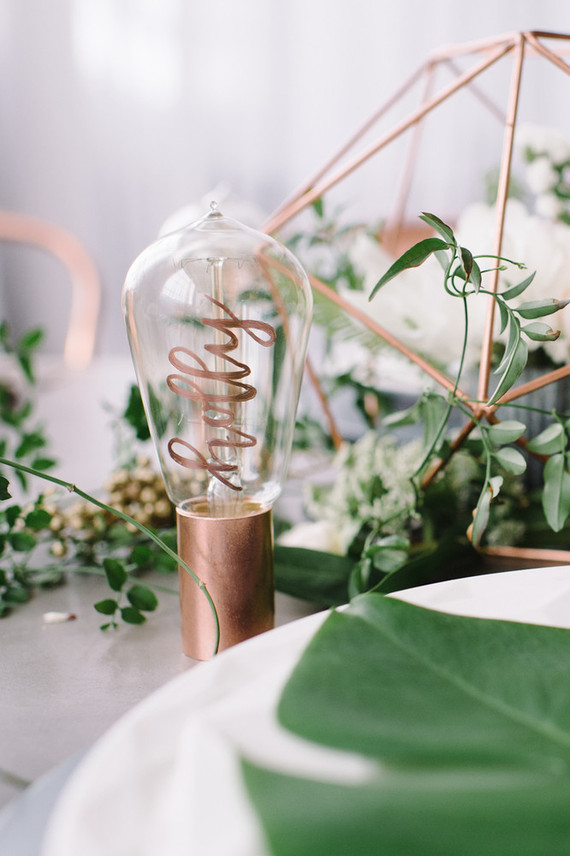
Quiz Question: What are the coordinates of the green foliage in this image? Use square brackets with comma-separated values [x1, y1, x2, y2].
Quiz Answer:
[0, 322, 54, 491]
[274, 545, 355, 607]
[366, 213, 570, 546]
[244, 593, 570, 855]
[123, 384, 151, 441]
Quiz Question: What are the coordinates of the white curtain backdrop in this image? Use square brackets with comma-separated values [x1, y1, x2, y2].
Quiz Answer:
[0, 0, 569, 354]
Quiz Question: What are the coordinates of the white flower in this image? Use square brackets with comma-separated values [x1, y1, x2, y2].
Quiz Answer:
[304, 433, 421, 553]
[278, 520, 344, 555]
[346, 235, 487, 371]
[525, 156, 558, 194]
[348, 231, 394, 292]
[456, 200, 570, 363]
[517, 123, 570, 165]
[534, 193, 564, 220]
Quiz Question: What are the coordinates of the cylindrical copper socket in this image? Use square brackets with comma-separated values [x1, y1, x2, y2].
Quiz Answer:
[176, 501, 274, 660]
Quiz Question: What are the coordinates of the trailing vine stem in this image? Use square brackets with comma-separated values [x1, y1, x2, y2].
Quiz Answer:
[0, 455, 220, 657]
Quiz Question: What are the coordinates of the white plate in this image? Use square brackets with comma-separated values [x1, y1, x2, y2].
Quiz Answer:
[42, 565, 570, 856]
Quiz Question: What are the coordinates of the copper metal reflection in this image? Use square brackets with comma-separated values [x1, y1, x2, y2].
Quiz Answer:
[166, 295, 276, 490]
[177, 503, 274, 660]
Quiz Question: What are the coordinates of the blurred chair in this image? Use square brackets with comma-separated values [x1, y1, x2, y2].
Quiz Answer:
[0, 210, 100, 369]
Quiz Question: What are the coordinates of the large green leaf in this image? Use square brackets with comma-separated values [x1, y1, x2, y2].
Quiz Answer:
[274, 545, 355, 607]
[244, 594, 570, 856]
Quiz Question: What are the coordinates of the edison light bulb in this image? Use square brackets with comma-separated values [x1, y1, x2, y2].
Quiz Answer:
[122, 205, 312, 658]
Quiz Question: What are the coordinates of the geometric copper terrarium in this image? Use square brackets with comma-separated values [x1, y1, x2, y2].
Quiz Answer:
[263, 30, 570, 566]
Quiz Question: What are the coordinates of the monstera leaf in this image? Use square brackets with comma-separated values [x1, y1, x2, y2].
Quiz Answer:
[243, 593, 570, 856]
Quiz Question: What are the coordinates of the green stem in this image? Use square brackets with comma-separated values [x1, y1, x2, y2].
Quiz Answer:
[413, 295, 470, 482]
[0, 456, 220, 656]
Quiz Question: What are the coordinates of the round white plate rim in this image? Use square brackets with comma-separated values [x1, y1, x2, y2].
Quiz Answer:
[42, 564, 570, 856]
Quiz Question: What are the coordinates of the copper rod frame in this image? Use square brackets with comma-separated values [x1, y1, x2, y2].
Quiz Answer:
[266, 30, 570, 568]
[263, 40, 514, 234]
[477, 33, 526, 403]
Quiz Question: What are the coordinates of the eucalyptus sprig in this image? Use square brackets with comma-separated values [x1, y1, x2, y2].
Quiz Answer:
[0, 457, 220, 656]
[370, 212, 570, 547]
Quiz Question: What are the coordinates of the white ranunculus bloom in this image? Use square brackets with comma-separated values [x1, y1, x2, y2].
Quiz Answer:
[278, 520, 344, 555]
[525, 156, 558, 194]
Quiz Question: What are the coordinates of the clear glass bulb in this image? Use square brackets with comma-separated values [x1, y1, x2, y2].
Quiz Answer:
[121, 205, 312, 657]
[122, 205, 312, 518]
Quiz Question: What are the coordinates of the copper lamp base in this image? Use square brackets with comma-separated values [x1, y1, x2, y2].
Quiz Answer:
[176, 502, 275, 660]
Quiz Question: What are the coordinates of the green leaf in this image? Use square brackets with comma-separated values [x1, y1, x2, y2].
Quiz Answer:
[126, 584, 158, 612]
[0, 476, 10, 501]
[470, 484, 492, 548]
[542, 453, 570, 532]
[102, 558, 128, 592]
[501, 271, 536, 301]
[8, 531, 36, 552]
[486, 420, 526, 445]
[17, 354, 34, 384]
[244, 594, 570, 856]
[3, 585, 29, 604]
[369, 238, 450, 300]
[120, 606, 146, 625]
[419, 392, 449, 456]
[14, 432, 46, 460]
[493, 446, 527, 475]
[497, 299, 510, 334]
[94, 599, 118, 615]
[493, 314, 521, 377]
[459, 246, 475, 285]
[18, 327, 44, 351]
[527, 422, 565, 456]
[470, 258, 482, 292]
[522, 321, 560, 342]
[382, 400, 421, 428]
[123, 385, 151, 442]
[487, 337, 528, 406]
[274, 545, 355, 607]
[311, 197, 324, 218]
[515, 298, 570, 320]
[470, 476, 503, 548]
[31, 457, 57, 471]
[24, 508, 52, 530]
[370, 547, 408, 574]
[419, 212, 456, 243]
[129, 544, 154, 567]
[5, 504, 21, 528]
